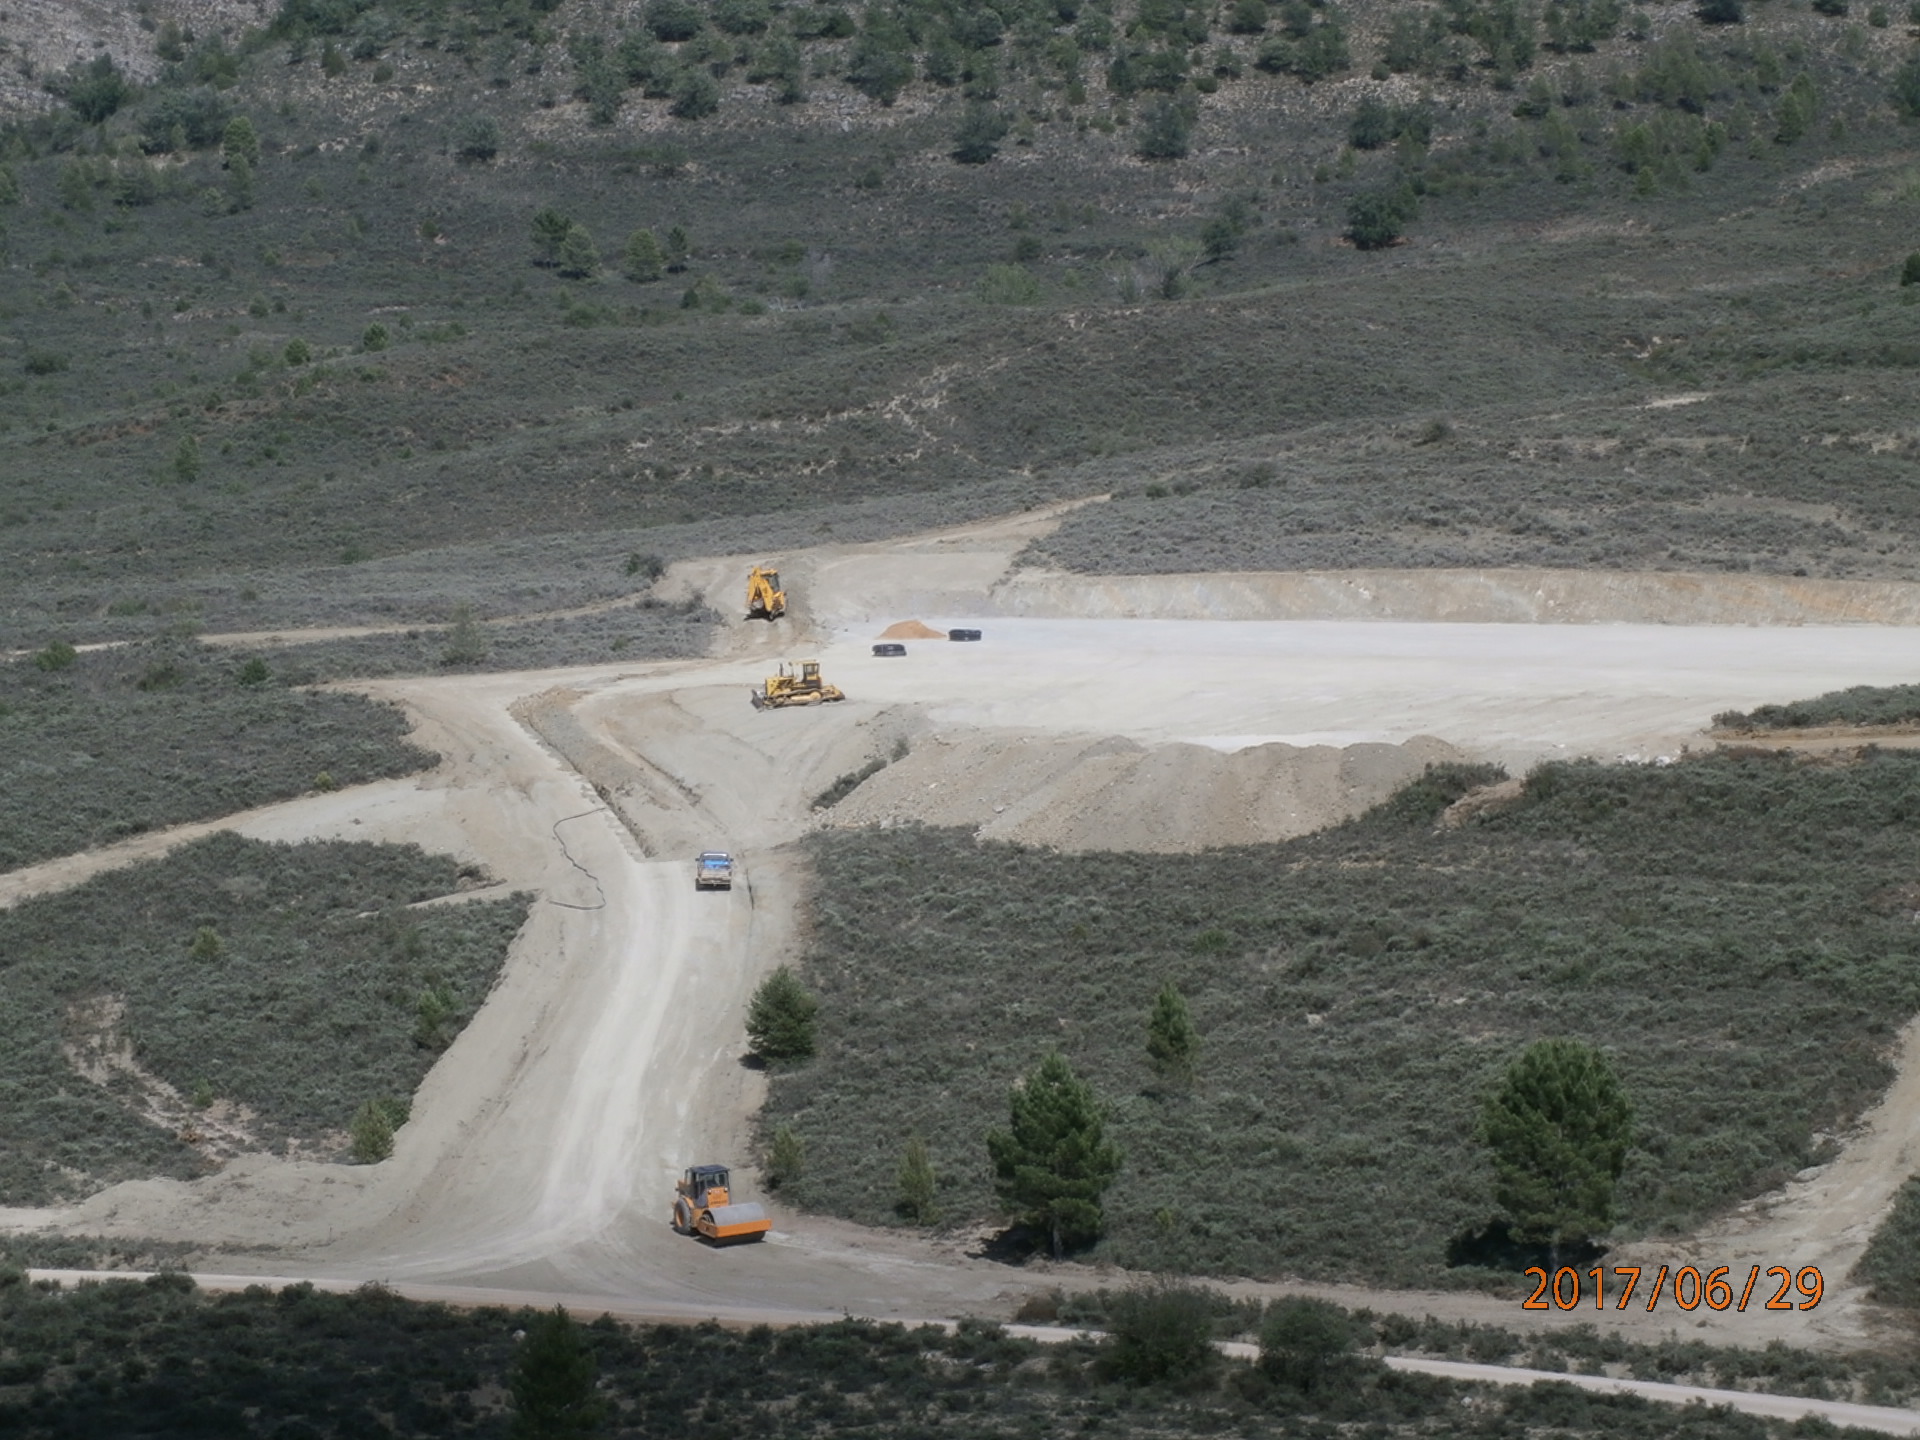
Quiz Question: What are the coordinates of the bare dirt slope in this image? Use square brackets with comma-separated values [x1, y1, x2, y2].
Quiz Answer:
[823, 729, 1466, 851]
[9, 505, 1920, 1353]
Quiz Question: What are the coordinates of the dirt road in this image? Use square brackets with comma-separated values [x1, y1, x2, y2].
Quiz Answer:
[9, 507, 1920, 1358]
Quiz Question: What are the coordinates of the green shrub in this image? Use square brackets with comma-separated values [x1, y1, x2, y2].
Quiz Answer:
[453, 113, 501, 162]
[59, 55, 134, 125]
[767, 1123, 805, 1186]
[978, 263, 1042, 305]
[896, 1133, 939, 1223]
[1260, 1297, 1370, 1392]
[953, 104, 1010, 163]
[1134, 98, 1192, 160]
[362, 323, 390, 352]
[666, 67, 718, 120]
[1098, 1278, 1219, 1386]
[138, 88, 232, 152]
[1347, 184, 1419, 249]
[32, 640, 77, 671]
[810, 756, 886, 809]
[439, 605, 489, 666]
[1904, 253, 1920, 288]
[647, 0, 705, 41]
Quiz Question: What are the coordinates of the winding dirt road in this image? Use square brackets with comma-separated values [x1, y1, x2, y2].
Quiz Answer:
[11, 505, 1920, 1395]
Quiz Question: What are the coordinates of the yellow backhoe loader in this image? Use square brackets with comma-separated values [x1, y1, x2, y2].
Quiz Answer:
[752, 660, 845, 709]
[746, 566, 786, 621]
[672, 1164, 771, 1243]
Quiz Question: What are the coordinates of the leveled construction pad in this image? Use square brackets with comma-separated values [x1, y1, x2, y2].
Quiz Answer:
[820, 619, 1920, 771]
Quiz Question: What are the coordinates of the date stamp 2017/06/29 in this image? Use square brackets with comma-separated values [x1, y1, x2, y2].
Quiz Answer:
[1522, 1265, 1824, 1314]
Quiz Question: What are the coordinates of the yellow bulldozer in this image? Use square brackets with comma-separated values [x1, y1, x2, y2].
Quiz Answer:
[752, 660, 845, 709]
[672, 1164, 771, 1243]
[746, 565, 786, 621]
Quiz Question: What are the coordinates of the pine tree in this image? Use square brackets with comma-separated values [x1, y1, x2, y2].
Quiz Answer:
[350, 1099, 394, 1163]
[986, 1052, 1123, 1257]
[173, 435, 202, 484]
[745, 966, 818, 1061]
[623, 228, 664, 282]
[1134, 98, 1192, 159]
[847, 13, 915, 104]
[222, 116, 261, 168]
[557, 224, 598, 279]
[531, 207, 575, 266]
[1145, 981, 1199, 1084]
[440, 604, 489, 666]
[510, 1307, 607, 1438]
[768, 1124, 805, 1186]
[1480, 1038, 1633, 1255]
[226, 154, 254, 211]
[952, 104, 1010, 163]
[897, 1133, 939, 1223]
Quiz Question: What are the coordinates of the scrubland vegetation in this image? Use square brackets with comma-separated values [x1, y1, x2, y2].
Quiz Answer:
[0, 832, 526, 1204]
[0, 638, 434, 870]
[766, 753, 1920, 1285]
[1044, 1282, 1920, 1405]
[1717, 680, 1920, 731]
[0, 1271, 1885, 1438]
[1857, 1174, 1920, 1306]
[0, 0, 1918, 653]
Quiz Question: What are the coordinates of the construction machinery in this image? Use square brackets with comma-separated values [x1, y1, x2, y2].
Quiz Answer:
[672, 1165, 771, 1243]
[752, 660, 845, 709]
[746, 566, 786, 621]
[694, 850, 734, 890]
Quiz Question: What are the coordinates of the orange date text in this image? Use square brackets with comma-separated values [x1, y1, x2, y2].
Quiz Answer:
[1521, 1265, 1823, 1314]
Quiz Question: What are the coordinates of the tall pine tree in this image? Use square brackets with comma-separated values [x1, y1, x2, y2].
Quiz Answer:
[987, 1053, 1122, 1258]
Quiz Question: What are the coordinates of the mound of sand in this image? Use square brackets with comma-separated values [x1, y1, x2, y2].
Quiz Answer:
[879, 620, 948, 640]
[823, 730, 1464, 853]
